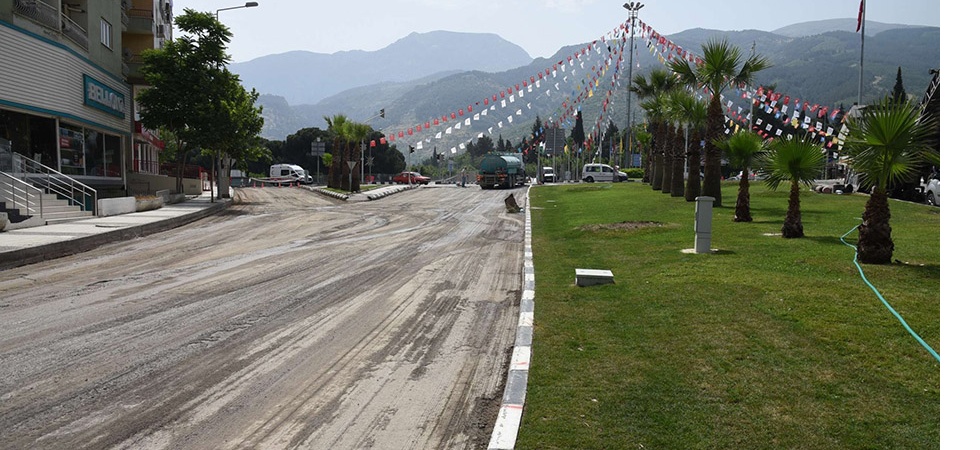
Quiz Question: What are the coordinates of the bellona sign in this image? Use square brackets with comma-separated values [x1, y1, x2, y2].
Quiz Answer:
[83, 75, 126, 118]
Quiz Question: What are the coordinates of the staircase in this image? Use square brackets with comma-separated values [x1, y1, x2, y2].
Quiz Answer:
[1, 142, 97, 229]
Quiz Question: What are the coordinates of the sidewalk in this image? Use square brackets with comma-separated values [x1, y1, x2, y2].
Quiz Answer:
[0, 194, 230, 271]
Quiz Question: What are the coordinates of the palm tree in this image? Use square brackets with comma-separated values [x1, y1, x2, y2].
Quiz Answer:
[348, 122, 372, 192]
[325, 114, 351, 189]
[716, 130, 767, 222]
[761, 134, 825, 238]
[668, 90, 709, 201]
[844, 98, 938, 264]
[632, 69, 679, 191]
[669, 38, 771, 207]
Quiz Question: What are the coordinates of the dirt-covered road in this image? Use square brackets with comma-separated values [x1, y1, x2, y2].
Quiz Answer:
[0, 185, 527, 449]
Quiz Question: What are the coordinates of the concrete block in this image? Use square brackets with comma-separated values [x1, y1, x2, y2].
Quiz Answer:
[575, 268, 614, 287]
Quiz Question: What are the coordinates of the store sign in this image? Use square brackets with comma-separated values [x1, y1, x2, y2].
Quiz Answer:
[83, 75, 126, 118]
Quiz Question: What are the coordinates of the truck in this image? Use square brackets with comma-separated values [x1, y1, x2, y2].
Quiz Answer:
[269, 164, 312, 184]
[476, 153, 526, 189]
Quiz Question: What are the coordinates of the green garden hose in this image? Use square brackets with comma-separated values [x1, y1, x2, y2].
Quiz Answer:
[841, 224, 940, 363]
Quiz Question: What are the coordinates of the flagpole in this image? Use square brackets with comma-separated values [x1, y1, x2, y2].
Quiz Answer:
[858, 0, 866, 105]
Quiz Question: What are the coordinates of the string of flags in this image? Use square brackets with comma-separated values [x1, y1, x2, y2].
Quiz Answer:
[370, 14, 853, 157]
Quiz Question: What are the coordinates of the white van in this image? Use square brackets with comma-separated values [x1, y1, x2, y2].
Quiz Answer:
[582, 163, 627, 183]
[270, 164, 312, 184]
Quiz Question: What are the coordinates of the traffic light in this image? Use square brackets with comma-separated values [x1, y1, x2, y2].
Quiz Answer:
[379, 108, 385, 118]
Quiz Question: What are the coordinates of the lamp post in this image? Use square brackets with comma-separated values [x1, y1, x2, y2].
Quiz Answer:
[216, 2, 258, 19]
[623, 2, 643, 170]
[214, 2, 258, 199]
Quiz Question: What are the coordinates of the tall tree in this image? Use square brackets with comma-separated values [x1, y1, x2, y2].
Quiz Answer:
[138, 9, 233, 193]
[844, 98, 938, 264]
[669, 38, 771, 207]
[761, 134, 825, 238]
[715, 130, 767, 222]
[632, 69, 679, 190]
[210, 78, 265, 198]
[325, 115, 351, 189]
[667, 90, 708, 200]
[890, 67, 908, 103]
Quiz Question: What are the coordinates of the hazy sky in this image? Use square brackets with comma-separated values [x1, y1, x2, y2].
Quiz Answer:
[178, 0, 941, 63]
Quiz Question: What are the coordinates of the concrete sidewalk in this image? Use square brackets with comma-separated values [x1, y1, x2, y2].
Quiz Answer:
[0, 194, 230, 271]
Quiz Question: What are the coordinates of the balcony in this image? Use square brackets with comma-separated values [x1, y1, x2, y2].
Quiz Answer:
[126, 8, 154, 34]
[13, 0, 60, 31]
[13, 0, 89, 52]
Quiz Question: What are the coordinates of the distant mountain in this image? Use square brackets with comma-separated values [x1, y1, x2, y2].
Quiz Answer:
[232, 31, 533, 105]
[252, 20, 939, 142]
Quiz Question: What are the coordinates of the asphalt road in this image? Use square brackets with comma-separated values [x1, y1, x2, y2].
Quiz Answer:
[0, 185, 527, 449]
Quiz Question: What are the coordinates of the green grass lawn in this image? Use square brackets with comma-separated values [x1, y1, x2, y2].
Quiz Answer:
[520, 181, 940, 449]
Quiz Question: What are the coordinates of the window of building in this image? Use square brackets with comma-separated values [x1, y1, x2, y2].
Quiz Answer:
[100, 18, 112, 49]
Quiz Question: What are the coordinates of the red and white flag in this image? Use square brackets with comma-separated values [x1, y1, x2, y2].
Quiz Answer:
[856, 0, 865, 32]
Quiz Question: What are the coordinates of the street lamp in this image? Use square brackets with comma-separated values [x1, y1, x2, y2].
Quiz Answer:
[213, 2, 258, 199]
[216, 2, 258, 18]
[623, 2, 643, 170]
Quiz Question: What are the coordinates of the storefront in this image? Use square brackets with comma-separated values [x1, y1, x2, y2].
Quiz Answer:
[1, 21, 130, 193]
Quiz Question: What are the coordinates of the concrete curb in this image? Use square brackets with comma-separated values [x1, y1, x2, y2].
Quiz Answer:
[488, 188, 534, 450]
[0, 200, 229, 271]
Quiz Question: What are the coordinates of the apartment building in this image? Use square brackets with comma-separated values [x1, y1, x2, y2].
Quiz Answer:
[1, 0, 172, 201]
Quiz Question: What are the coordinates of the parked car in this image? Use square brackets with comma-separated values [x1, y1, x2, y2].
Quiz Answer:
[541, 166, 557, 183]
[393, 171, 430, 185]
[582, 163, 628, 182]
[924, 172, 940, 206]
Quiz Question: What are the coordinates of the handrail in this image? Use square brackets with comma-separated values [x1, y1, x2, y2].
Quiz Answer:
[1, 151, 98, 216]
[0, 172, 44, 218]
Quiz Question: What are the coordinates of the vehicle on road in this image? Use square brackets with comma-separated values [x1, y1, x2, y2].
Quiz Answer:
[270, 164, 313, 184]
[541, 166, 557, 183]
[924, 172, 940, 206]
[582, 163, 627, 183]
[393, 171, 430, 185]
[477, 153, 526, 189]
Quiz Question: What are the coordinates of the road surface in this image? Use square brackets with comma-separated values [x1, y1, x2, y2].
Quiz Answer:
[0, 185, 527, 449]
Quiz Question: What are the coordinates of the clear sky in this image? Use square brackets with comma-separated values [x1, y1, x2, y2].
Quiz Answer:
[178, 0, 940, 63]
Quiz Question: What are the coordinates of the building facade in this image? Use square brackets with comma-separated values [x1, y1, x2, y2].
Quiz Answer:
[1, 0, 172, 197]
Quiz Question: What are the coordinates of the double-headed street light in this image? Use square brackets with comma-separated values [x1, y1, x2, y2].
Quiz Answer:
[623, 2, 643, 169]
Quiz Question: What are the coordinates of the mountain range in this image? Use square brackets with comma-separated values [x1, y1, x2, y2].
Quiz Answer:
[231, 20, 940, 142]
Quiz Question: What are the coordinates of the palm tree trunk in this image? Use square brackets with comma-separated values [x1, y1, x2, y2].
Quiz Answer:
[652, 122, 665, 190]
[685, 132, 701, 201]
[734, 169, 752, 222]
[702, 96, 724, 206]
[671, 126, 685, 197]
[857, 189, 894, 264]
[782, 181, 804, 238]
[662, 124, 675, 194]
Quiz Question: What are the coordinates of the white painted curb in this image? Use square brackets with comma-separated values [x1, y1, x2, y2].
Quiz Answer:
[488, 189, 534, 450]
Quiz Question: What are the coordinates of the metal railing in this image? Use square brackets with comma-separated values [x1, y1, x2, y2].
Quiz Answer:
[60, 13, 88, 51]
[1, 150, 98, 216]
[0, 172, 44, 219]
[12, 0, 89, 51]
[13, 0, 60, 30]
